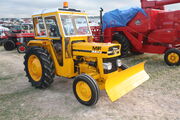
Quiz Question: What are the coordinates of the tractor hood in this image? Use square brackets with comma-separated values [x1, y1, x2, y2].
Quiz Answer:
[72, 42, 121, 58]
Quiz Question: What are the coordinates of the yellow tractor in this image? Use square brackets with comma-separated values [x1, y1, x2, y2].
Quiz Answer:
[24, 3, 150, 106]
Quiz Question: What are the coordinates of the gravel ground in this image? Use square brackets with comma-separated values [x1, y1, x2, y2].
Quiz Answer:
[0, 46, 180, 120]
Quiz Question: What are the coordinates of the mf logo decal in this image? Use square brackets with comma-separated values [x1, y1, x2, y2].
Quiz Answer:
[92, 46, 102, 54]
[92, 46, 101, 51]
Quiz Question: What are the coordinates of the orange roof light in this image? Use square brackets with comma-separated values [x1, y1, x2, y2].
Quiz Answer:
[63, 2, 68, 8]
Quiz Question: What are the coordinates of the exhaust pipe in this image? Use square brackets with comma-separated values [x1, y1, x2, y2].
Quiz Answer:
[100, 7, 104, 42]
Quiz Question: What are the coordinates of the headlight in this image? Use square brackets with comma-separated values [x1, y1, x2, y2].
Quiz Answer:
[107, 50, 113, 55]
[103, 62, 112, 70]
[116, 59, 122, 67]
[108, 46, 120, 55]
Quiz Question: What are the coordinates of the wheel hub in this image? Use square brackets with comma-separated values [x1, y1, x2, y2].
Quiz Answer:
[19, 46, 25, 52]
[76, 81, 92, 101]
[168, 53, 179, 63]
[28, 55, 42, 82]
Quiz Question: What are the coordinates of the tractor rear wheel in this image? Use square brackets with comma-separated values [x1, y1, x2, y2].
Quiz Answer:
[73, 74, 99, 106]
[4, 40, 16, 51]
[24, 47, 55, 88]
[113, 33, 130, 57]
[164, 48, 180, 66]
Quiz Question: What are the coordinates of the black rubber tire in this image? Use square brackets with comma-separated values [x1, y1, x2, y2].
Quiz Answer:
[0, 40, 3, 46]
[113, 33, 130, 57]
[131, 51, 144, 55]
[73, 74, 99, 106]
[17, 44, 27, 54]
[164, 48, 180, 66]
[4, 40, 16, 51]
[119, 64, 129, 70]
[24, 47, 55, 88]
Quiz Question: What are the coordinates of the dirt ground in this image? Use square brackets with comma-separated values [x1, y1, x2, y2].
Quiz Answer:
[0, 46, 180, 120]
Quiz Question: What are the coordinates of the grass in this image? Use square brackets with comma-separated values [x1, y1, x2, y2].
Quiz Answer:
[0, 88, 38, 120]
[0, 73, 24, 81]
[0, 75, 14, 81]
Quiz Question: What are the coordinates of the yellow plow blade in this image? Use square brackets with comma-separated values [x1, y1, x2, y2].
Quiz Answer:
[105, 62, 150, 102]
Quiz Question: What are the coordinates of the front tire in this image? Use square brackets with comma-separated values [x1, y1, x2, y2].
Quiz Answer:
[24, 47, 55, 88]
[4, 40, 16, 51]
[164, 48, 180, 66]
[17, 44, 27, 53]
[73, 74, 99, 106]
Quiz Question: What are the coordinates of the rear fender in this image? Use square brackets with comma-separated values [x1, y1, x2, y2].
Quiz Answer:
[27, 40, 60, 75]
[27, 40, 49, 47]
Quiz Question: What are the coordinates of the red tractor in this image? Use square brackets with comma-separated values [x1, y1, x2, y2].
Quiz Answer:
[92, 0, 180, 66]
[3, 25, 34, 53]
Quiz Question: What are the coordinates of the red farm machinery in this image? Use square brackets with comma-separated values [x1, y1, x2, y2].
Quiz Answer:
[3, 25, 34, 53]
[91, 0, 180, 66]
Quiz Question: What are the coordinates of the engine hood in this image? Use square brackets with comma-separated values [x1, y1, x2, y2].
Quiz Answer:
[72, 42, 121, 58]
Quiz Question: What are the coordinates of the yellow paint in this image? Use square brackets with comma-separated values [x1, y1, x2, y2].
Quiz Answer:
[76, 81, 92, 101]
[105, 62, 149, 102]
[28, 55, 42, 82]
[32, 11, 87, 19]
[168, 53, 179, 63]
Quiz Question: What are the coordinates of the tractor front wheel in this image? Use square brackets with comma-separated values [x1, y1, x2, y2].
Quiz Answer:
[4, 40, 16, 51]
[113, 33, 130, 57]
[24, 47, 55, 88]
[17, 44, 27, 53]
[73, 74, 99, 106]
[164, 48, 180, 66]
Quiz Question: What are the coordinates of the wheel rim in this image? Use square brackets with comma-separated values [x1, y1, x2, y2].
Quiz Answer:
[5, 41, 15, 50]
[168, 53, 179, 64]
[28, 55, 42, 82]
[76, 81, 92, 101]
[19, 46, 25, 52]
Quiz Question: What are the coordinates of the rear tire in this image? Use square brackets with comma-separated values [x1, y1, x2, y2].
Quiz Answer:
[113, 33, 130, 57]
[73, 74, 99, 106]
[24, 47, 55, 88]
[4, 40, 16, 51]
[164, 48, 180, 66]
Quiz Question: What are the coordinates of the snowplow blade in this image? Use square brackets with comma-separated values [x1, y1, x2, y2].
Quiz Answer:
[105, 62, 149, 102]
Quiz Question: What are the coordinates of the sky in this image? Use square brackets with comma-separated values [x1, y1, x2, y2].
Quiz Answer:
[0, 0, 179, 18]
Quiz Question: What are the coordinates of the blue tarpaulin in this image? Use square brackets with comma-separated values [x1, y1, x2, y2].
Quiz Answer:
[102, 7, 147, 31]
